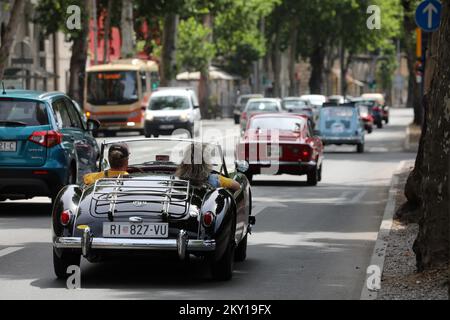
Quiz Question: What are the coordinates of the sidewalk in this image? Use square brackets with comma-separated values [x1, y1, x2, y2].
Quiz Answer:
[362, 161, 448, 300]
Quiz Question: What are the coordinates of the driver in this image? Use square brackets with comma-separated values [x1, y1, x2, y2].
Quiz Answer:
[175, 143, 241, 192]
[83, 143, 130, 186]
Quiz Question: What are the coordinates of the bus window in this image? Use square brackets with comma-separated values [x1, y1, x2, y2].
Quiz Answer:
[87, 71, 138, 105]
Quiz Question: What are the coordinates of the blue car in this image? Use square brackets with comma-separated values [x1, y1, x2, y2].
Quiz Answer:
[0, 90, 100, 202]
[316, 104, 365, 153]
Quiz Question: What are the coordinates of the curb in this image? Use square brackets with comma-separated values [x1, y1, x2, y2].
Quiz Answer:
[360, 161, 409, 300]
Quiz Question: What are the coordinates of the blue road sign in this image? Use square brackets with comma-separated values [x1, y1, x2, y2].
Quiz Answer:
[416, 0, 442, 32]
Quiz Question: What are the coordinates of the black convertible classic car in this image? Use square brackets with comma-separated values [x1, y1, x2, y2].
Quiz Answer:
[52, 138, 254, 281]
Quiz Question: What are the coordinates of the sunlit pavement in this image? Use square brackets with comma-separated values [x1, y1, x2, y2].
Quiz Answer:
[0, 108, 415, 299]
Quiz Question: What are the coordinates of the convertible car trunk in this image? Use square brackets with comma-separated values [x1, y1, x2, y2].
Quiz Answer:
[82, 176, 192, 221]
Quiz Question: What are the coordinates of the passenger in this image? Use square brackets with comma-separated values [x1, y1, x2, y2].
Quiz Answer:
[175, 143, 241, 192]
[83, 143, 130, 186]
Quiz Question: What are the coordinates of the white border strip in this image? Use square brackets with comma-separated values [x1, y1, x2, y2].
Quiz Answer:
[0, 247, 24, 258]
[360, 161, 407, 300]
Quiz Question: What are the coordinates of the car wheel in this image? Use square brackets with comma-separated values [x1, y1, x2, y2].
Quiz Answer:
[318, 164, 323, 182]
[153, 133, 159, 138]
[234, 233, 248, 262]
[357, 143, 365, 153]
[377, 122, 383, 129]
[53, 248, 81, 279]
[385, 118, 389, 124]
[307, 167, 319, 186]
[210, 239, 235, 281]
[234, 115, 240, 125]
[368, 127, 373, 134]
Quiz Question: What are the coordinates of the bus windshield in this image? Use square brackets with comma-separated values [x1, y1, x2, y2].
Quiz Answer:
[87, 71, 138, 105]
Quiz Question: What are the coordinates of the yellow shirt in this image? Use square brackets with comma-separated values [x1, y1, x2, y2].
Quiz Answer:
[83, 170, 129, 186]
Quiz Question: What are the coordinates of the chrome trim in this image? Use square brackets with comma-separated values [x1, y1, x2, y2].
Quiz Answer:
[177, 230, 188, 260]
[81, 227, 92, 257]
[54, 237, 216, 252]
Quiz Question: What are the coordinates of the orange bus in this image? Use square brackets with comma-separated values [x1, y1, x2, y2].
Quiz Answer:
[84, 59, 159, 136]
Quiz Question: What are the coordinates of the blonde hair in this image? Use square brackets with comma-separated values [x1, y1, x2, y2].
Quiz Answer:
[175, 143, 212, 186]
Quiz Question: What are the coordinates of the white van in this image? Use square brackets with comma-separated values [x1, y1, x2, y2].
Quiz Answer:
[144, 88, 201, 138]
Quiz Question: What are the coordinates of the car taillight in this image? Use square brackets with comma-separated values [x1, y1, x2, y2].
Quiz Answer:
[301, 147, 312, 161]
[29, 130, 63, 148]
[60, 210, 73, 226]
[202, 211, 215, 228]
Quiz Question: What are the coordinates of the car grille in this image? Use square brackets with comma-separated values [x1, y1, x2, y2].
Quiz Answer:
[153, 116, 180, 123]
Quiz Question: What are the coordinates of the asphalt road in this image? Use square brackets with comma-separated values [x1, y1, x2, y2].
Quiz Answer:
[0, 108, 415, 300]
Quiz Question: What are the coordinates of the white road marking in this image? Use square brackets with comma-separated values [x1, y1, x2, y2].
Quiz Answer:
[0, 247, 24, 258]
[252, 202, 287, 216]
[349, 189, 367, 204]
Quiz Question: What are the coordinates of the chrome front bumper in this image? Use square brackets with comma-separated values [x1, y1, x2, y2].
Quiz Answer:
[54, 228, 215, 260]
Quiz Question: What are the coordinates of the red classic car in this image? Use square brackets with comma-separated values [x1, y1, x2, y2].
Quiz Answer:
[236, 113, 324, 186]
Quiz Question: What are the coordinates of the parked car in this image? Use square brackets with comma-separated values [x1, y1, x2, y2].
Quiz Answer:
[316, 103, 365, 153]
[144, 88, 201, 138]
[236, 113, 324, 185]
[240, 98, 283, 133]
[282, 97, 315, 126]
[52, 138, 254, 281]
[233, 94, 264, 124]
[0, 90, 100, 202]
[361, 93, 389, 124]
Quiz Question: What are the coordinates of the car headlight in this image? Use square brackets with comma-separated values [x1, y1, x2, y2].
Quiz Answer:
[145, 112, 154, 121]
[179, 113, 189, 122]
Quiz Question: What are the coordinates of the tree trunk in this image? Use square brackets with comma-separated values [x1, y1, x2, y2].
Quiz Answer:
[198, 13, 212, 119]
[0, 0, 25, 79]
[271, 32, 282, 97]
[412, 3, 450, 271]
[288, 19, 299, 96]
[120, 0, 135, 58]
[160, 13, 178, 87]
[68, 0, 90, 106]
[103, 0, 113, 64]
[309, 45, 325, 94]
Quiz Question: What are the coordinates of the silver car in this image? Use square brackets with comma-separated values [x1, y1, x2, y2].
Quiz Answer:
[240, 98, 283, 132]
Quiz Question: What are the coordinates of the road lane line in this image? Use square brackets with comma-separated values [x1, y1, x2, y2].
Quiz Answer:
[0, 247, 24, 258]
[349, 189, 367, 204]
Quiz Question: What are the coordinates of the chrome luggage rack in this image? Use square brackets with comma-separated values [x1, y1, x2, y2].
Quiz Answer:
[90, 177, 190, 220]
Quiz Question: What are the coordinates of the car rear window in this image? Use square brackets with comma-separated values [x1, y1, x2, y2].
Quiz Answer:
[0, 100, 49, 126]
[247, 101, 279, 112]
[250, 117, 305, 131]
[149, 95, 190, 110]
[283, 100, 308, 109]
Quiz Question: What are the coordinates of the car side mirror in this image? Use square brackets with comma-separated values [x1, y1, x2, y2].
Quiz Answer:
[235, 160, 249, 173]
[87, 119, 100, 131]
[194, 104, 199, 109]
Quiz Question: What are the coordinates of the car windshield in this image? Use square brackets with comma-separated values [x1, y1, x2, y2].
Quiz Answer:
[149, 96, 190, 111]
[87, 71, 138, 105]
[321, 107, 355, 119]
[0, 100, 48, 126]
[249, 117, 305, 131]
[283, 100, 307, 109]
[101, 140, 224, 174]
[246, 101, 279, 112]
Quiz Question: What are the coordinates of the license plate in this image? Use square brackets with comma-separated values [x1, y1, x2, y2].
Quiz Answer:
[0, 141, 17, 152]
[160, 124, 174, 129]
[103, 222, 168, 238]
[332, 126, 344, 133]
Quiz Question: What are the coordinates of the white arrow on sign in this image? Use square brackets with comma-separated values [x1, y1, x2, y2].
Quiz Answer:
[423, 2, 438, 28]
